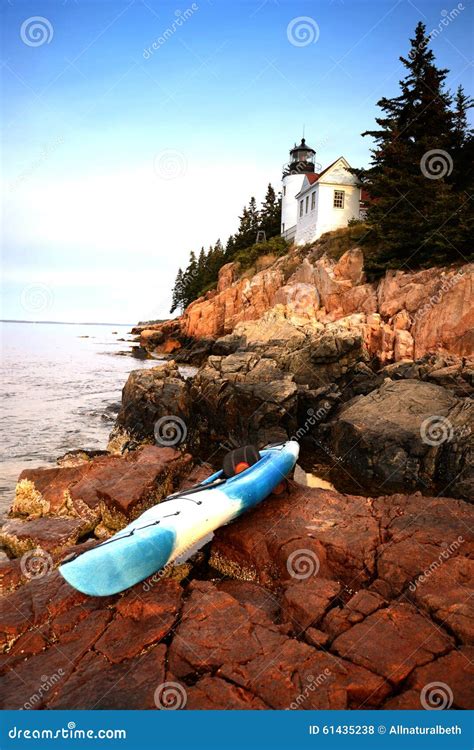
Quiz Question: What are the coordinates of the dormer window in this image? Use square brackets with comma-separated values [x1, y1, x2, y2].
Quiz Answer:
[334, 190, 345, 208]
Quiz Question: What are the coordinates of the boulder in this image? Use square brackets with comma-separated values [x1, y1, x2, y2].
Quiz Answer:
[210, 483, 381, 590]
[69, 445, 191, 526]
[108, 362, 191, 452]
[190, 351, 298, 447]
[0, 610, 112, 709]
[324, 379, 473, 499]
[0, 517, 88, 558]
[139, 328, 164, 348]
[3, 447, 192, 554]
[394, 328, 414, 360]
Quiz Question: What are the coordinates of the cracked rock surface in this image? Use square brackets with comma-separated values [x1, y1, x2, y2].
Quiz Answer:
[0, 475, 472, 710]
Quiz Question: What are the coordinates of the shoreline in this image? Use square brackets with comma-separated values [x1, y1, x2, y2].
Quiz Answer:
[0, 245, 472, 711]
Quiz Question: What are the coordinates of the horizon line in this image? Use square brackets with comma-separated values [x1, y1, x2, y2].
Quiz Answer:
[1, 319, 134, 326]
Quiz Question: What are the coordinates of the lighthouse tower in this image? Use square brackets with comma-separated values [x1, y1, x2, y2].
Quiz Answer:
[281, 138, 316, 242]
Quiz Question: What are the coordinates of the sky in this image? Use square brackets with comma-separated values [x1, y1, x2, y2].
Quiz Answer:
[1, 0, 473, 324]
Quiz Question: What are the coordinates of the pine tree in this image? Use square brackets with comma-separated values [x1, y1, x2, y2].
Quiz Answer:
[206, 239, 225, 281]
[259, 183, 282, 239]
[224, 235, 236, 261]
[451, 85, 474, 190]
[170, 268, 184, 314]
[360, 21, 464, 268]
[233, 197, 260, 251]
[180, 251, 199, 308]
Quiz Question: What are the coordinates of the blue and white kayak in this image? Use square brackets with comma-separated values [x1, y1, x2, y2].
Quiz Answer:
[59, 441, 299, 596]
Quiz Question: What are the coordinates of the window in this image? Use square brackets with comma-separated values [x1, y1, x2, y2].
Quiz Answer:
[334, 190, 345, 208]
[283, 186, 286, 196]
[299, 200, 304, 217]
[282, 223, 285, 233]
[305, 196, 309, 213]
[311, 191, 316, 210]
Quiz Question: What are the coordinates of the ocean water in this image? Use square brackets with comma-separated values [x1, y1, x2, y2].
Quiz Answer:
[0, 322, 166, 516]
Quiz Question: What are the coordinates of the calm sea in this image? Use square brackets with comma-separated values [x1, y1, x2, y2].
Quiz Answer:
[0, 322, 167, 516]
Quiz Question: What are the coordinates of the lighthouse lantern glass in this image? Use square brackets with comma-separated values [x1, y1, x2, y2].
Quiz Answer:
[294, 148, 314, 164]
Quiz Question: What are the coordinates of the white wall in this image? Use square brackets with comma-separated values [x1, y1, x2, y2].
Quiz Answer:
[281, 173, 305, 238]
[313, 182, 360, 238]
[294, 185, 320, 245]
[294, 160, 361, 245]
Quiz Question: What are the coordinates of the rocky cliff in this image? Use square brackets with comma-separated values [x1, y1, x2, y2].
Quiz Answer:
[137, 243, 473, 365]
[121, 241, 473, 501]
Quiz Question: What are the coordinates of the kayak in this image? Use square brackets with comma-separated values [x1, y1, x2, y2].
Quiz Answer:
[59, 440, 299, 596]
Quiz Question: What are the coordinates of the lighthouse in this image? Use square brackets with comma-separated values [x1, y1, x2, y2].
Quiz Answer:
[281, 138, 316, 242]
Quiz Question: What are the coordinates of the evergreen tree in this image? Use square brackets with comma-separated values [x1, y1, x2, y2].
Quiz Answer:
[206, 239, 225, 281]
[259, 183, 282, 239]
[360, 21, 464, 267]
[170, 268, 184, 314]
[451, 85, 474, 190]
[180, 250, 199, 307]
[233, 197, 260, 251]
[224, 235, 236, 261]
[196, 247, 207, 289]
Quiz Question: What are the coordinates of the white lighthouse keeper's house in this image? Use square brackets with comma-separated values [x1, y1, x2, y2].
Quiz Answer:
[281, 138, 364, 246]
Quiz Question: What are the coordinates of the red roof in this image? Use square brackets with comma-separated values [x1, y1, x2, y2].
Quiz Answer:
[306, 173, 320, 184]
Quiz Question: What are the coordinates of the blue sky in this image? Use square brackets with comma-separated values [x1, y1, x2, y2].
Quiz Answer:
[1, 0, 472, 323]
